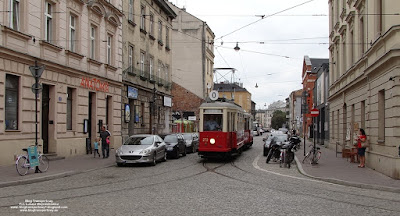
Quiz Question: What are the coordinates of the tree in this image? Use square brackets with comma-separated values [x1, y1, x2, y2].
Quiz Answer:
[271, 110, 286, 130]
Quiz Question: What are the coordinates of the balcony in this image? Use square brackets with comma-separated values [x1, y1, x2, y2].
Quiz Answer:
[157, 77, 164, 86]
[123, 65, 137, 76]
[149, 74, 156, 84]
[139, 69, 149, 81]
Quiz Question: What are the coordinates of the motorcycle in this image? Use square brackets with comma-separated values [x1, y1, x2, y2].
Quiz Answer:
[266, 138, 282, 163]
[280, 137, 301, 168]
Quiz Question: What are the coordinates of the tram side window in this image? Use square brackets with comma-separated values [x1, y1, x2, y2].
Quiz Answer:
[203, 114, 222, 131]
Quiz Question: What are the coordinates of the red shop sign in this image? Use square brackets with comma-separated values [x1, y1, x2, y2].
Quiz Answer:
[80, 77, 109, 92]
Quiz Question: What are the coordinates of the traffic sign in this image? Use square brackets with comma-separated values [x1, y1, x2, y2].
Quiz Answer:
[209, 90, 219, 101]
[310, 108, 319, 117]
[29, 65, 45, 78]
[31, 83, 43, 94]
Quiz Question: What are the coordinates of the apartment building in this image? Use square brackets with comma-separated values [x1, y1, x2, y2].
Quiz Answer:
[328, 0, 400, 178]
[121, 0, 176, 141]
[0, 0, 124, 166]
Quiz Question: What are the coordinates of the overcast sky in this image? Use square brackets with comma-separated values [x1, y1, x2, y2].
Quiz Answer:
[169, 0, 329, 109]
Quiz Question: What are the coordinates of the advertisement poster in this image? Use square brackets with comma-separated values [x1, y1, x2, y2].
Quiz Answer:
[27, 146, 39, 167]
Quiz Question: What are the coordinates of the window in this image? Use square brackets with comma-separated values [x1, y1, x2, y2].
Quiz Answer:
[331, 111, 334, 139]
[107, 34, 112, 65]
[141, 102, 145, 125]
[45, 2, 53, 42]
[90, 25, 96, 59]
[5, 74, 19, 130]
[361, 100, 365, 130]
[377, 0, 383, 34]
[149, 13, 154, 35]
[378, 90, 385, 141]
[165, 27, 169, 47]
[128, 45, 133, 71]
[158, 20, 162, 40]
[140, 51, 145, 74]
[10, 0, 20, 30]
[149, 57, 154, 78]
[336, 0, 339, 23]
[157, 60, 162, 80]
[67, 88, 73, 130]
[165, 64, 169, 82]
[359, 17, 365, 54]
[342, 36, 346, 72]
[349, 30, 354, 64]
[140, 5, 145, 30]
[69, 15, 76, 52]
[128, 0, 134, 22]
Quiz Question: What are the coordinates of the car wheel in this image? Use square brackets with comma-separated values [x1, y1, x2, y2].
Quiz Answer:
[151, 153, 156, 166]
[175, 148, 180, 159]
[182, 147, 187, 156]
[263, 148, 268, 156]
[162, 151, 167, 162]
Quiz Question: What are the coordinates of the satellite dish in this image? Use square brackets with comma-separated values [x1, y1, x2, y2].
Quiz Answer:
[209, 90, 219, 101]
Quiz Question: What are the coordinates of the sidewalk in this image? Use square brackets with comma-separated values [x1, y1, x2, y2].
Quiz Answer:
[0, 150, 116, 188]
[295, 139, 400, 192]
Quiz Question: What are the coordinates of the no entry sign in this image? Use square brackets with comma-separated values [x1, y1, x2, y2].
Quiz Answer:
[310, 108, 319, 117]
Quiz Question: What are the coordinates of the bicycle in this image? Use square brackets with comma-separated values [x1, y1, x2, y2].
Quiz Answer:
[16, 145, 49, 176]
[302, 144, 321, 164]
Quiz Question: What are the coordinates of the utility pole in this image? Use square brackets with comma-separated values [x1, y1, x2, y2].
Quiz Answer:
[29, 60, 45, 173]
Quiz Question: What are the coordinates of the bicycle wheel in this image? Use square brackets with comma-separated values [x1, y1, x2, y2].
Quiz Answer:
[314, 151, 322, 163]
[16, 156, 29, 176]
[302, 151, 311, 164]
[38, 155, 49, 172]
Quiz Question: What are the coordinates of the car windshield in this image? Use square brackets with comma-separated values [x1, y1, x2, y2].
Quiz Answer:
[164, 135, 178, 143]
[182, 134, 192, 140]
[124, 136, 154, 145]
[274, 135, 287, 142]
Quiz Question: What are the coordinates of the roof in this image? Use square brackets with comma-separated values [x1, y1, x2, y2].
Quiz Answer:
[200, 101, 243, 111]
[310, 58, 329, 73]
[154, 0, 177, 19]
[213, 83, 248, 92]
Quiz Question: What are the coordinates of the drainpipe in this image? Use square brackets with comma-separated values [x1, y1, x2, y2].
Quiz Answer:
[202, 22, 206, 99]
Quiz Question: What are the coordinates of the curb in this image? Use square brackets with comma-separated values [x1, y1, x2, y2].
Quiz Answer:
[294, 156, 400, 193]
[0, 164, 115, 189]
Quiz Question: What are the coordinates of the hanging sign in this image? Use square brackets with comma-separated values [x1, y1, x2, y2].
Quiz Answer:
[27, 146, 39, 167]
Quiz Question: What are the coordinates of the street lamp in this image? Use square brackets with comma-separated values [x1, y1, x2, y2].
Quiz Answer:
[234, 42, 240, 51]
[255, 83, 258, 88]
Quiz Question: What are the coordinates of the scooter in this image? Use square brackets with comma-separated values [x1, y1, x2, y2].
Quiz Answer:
[266, 139, 282, 163]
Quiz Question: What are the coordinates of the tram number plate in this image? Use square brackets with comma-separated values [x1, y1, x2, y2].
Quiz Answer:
[202, 138, 208, 142]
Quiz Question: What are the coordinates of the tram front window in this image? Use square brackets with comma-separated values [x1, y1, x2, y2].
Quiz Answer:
[203, 114, 222, 131]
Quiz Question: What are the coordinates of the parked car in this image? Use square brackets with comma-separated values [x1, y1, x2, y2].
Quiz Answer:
[263, 133, 288, 156]
[163, 134, 187, 159]
[182, 133, 199, 153]
[115, 134, 166, 167]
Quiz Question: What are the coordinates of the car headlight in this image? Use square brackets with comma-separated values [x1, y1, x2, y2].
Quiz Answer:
[210, 138, 216, 144]
[140, 149, 151, 154]
[116, 149, 123, 155]
[167, 146, 174, 151]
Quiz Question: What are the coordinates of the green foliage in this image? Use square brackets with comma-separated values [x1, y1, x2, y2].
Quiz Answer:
[271, 110, 286, 130]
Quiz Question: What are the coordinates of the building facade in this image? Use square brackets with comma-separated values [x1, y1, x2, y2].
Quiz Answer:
[0, 0, 123, 166]
[313, 62, 329, 145]
[121, 0, 176, 141]
[167, 2, 215, 100]
[289, 89, 303, 134]
[328, 0, 400, 178]
[213, 82, 252, 113]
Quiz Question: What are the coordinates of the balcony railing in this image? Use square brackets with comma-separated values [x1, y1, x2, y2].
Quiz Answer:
[123, 65, 137, 76]
[149, 74, 156, 83]
[139, 69, 149, 81]
[123, 65, 171, 90]
[157, 77, 164, 86]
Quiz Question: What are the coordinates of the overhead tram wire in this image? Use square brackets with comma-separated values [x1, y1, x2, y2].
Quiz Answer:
[214, 0, 316, 41]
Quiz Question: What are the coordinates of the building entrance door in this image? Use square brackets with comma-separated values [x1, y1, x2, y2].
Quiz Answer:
[41, 84, 50, 154]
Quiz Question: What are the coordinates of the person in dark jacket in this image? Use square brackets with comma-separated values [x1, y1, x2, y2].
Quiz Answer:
[100, 126, 111, 158]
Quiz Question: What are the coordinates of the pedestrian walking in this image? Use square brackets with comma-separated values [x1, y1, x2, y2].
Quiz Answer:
[100, 125, 111, 158]
[357, 128, 368, 168]
[93, 137, 101, 158]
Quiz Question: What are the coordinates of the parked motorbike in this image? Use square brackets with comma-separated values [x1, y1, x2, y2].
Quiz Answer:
[280, 137, 301, 168]
[266, 138, 282, 163]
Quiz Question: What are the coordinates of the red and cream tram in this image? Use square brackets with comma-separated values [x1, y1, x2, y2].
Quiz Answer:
[198, 101, 252, 158]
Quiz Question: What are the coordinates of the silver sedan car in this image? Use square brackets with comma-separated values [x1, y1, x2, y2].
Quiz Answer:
[115, 134, 167, 166]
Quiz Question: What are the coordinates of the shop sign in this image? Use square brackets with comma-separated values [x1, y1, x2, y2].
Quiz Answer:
[164, 96, 172, 107]
[80, 77, 109, 92]
[127, 86, 138, 99]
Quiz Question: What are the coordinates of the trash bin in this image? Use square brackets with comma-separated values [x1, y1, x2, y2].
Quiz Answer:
[86, 138, 92, 154]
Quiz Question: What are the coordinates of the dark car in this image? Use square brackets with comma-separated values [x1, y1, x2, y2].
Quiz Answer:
[263, 133, 288, 156]
[182, 133, 199, 153]
[163, 134, 186, 159]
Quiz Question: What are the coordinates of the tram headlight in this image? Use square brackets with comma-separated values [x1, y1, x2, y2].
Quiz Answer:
[210, 138, 216, 144]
